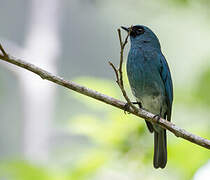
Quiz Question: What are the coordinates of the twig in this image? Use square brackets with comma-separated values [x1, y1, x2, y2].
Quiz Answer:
[0, 43, 209, 149]
[108, 61, 119, 84]
[110, 28, 138, 113]
[0, 43, 8, 57]
[118, 29, 125, 88]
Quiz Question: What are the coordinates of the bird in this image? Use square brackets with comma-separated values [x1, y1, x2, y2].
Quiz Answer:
[121, 25, 173, 169]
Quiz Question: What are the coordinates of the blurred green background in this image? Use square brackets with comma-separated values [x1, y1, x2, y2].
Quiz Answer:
[0, 0, 210, 180]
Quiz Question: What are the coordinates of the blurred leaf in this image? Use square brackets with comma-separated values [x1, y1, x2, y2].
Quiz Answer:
[67, 151, 109, 180]
[171, 0, 189, 5]
[0, 161, 52, 180]
[70, 111, 144, 148]
[169, 129, 210, 179]
[194, 67, 210, 106]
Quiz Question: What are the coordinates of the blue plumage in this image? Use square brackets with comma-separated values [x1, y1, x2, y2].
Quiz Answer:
[122, 25, 173, 168]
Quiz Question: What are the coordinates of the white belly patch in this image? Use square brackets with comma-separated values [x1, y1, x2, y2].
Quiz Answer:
[136, 95, 164, 115]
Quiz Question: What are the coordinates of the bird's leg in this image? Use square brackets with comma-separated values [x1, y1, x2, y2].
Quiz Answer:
[153, 107, 162, 123]
[124, 101, 142, 114]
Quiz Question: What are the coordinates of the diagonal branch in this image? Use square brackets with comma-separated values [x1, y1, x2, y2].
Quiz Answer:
[0, 43, 209, 150]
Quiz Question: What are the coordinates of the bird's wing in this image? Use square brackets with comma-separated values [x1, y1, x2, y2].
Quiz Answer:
[159, 54, 173, 121]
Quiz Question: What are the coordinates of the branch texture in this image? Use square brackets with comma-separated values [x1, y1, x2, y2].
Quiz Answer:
[0, 43, 209, 150]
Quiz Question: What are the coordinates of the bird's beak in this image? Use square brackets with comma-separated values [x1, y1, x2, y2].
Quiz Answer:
[121, 26, 130, 32]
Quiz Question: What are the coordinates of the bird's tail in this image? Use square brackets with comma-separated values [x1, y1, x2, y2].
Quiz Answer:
[153, 129, 167, 169]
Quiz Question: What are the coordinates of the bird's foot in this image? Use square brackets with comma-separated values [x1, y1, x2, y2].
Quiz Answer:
[153, 114, 161, 123]
[124, 102, 142, 114]
[153, 107, 162, 123]
[124, 103, 130, 114]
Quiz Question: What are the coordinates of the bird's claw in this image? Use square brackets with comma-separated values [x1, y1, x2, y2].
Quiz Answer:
[124, 103, 131, 114]
[153, 114, 161, 123]
[124, 101, 142, 114]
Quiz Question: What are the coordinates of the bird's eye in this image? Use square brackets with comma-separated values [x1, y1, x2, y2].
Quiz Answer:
[130, 26, 145, 37]
[136, 28, 144, 35]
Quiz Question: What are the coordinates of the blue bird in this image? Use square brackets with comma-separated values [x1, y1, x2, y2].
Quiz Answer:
[121, 25, 173, 168]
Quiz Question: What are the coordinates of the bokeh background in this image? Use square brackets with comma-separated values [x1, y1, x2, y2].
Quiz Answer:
[0, 0, 210, 179]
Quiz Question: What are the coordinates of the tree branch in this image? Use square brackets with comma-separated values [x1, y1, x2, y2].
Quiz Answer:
[0, 42, 209, 150]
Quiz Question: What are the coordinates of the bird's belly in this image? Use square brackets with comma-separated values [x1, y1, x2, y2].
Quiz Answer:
[137, 94, 167, 133]
[136, 94, 164, 115]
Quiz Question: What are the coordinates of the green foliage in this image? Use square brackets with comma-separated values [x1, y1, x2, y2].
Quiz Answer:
[0, 161, 52, 180]
[170, 66, 210, 179]
[68, 76, 155, 176]
[169, 131, 210, 179]
[70, 75, 210, 179]
[194, 67, 210, 106]
[1, 74, 210, 180]
[66, 151, 109, 180]
[170, 0, 189, 5]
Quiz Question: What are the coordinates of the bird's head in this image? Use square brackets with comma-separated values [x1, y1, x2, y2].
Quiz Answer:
[121, 25, 161, 49]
